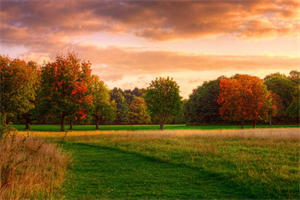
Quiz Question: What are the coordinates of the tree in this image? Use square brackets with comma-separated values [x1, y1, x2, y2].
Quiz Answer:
[264, 73, 295, 112]
[124, 87, 147, 105]
[22, 61, 40, 130]
[0, 56, 38, 126]
[217, 74, 270, 128]
[145, 77, 181, 130]
[40, 53, 92, 131]
[128, 96, 151, 124]
[110, 88, 129, 124]
[268, 92, 284, 126]
[286, 85, 300, 121]
[288, 70, 300, 85]
[89, 75, 116, 129]
[184, 78, 223, 124]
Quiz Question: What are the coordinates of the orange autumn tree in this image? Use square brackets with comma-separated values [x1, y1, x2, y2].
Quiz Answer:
[41, 53, 92, 131]
[217, 74, 271, 128]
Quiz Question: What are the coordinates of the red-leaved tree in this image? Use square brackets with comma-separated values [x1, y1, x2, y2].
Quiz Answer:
[41, 53, 92, 131]
[217, 74, 271, 128]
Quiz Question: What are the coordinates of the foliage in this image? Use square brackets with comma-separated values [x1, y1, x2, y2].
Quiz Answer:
[128, 96, 151, 124]
[264, 73, 295, 110]
[185, 79, 222, 124]
[286, 85, 300, 120]
[40, 53, 92, 131]
[145, 77, 182, 129]
[267, 92, 284, 124]
[286, 99, 300, 120]
[288, 70, 300, 85]
[217, 74, 271, 128]
[89, 75, 116, 129]
[1, 53, 298, 127]
[110, 88, 130, 124]
[123, 87, 146, 105]
[0, 56, 39, 125]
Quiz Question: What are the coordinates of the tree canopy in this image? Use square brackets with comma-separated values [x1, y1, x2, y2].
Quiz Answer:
[129, 96, 151, 124]
[89, 75, 116, 129]
[40, 53, 92, 131]
[217, 74, 271, 128]
[145, 77, 182, 130]
[0, 56, 39, 126]
[185, 78, 222, 124]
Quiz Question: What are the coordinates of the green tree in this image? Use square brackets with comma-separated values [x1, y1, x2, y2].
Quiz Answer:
[110, 88, 129, 124]
[89, 75, 116, 129]
[264, 73, 295, 112]
[0, 56, 38, 126]
[129, 96, 151, 124]
[185, 79, 222, 124]
[124, 87, 147, 105]
[145, 77, 181, 130]
[22, 61, 40, 130]
[40, 53, 92, 131]
[268, 92, 284, 126]
[288, 70, 300, 85]
[286, 85, 300, 121]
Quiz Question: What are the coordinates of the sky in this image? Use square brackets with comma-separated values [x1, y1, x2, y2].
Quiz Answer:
[0, 0, 299, 98]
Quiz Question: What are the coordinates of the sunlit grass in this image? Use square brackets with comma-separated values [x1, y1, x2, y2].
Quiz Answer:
[19, 127, 300, 140]
[26, 128, 300, 199]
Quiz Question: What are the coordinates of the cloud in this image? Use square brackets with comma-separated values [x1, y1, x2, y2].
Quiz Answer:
[0, 0, 299, 49]
[1, 0, 299, 97]
[65, 45, 299, 82]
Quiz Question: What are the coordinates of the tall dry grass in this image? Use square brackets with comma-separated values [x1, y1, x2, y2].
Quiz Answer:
[0, 128, 70, 199]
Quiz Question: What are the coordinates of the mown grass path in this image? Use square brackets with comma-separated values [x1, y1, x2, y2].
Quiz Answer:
[62, 142, 252, 199]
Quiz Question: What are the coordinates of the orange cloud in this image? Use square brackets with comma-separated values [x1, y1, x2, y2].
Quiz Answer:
[0, 0, 299, 49]
[66, 45, 299, 81]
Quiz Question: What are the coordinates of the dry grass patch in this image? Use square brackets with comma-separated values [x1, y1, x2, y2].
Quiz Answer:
[19, 127, 300, 140]
[0, 129, 70, 199]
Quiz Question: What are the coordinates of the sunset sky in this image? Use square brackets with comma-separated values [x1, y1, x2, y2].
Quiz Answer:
[0, 0, 299, 98]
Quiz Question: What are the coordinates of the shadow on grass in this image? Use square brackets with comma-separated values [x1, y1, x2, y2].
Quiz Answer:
[62, 142, 267, 199]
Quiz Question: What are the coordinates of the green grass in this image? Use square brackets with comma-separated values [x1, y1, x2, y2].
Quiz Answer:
[13, 124, 300, 131]
[62, 143, 246, 199]
[57, 130, 300, 199]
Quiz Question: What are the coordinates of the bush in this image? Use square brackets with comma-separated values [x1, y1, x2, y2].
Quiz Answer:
[0, 129, 70, 199]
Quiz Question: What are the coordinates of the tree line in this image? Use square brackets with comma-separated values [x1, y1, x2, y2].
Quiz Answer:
[0, 53, 299, 131]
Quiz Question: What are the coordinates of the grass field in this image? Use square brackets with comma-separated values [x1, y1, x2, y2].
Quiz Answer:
[13, 124, 300, 131]
[20, 128, 300, 199]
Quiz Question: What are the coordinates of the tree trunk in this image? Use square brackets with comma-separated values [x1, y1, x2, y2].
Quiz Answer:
[95, 115, 99, 130]
[160, 123, 164, 130]
[253, 120, 256, 128]
[25, 116, 30, 130]
[1, 113, 7, 127]
[269, 117, 272, 126]
[60, 112, 65, 131]
[69, 119, 73, 130]
[241, 120, 244, 129]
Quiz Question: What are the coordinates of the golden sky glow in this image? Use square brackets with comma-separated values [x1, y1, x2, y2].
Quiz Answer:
[0, 0, 299, 97]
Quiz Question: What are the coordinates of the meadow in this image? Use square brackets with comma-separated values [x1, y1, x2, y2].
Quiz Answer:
[20, 128, 300, 199]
